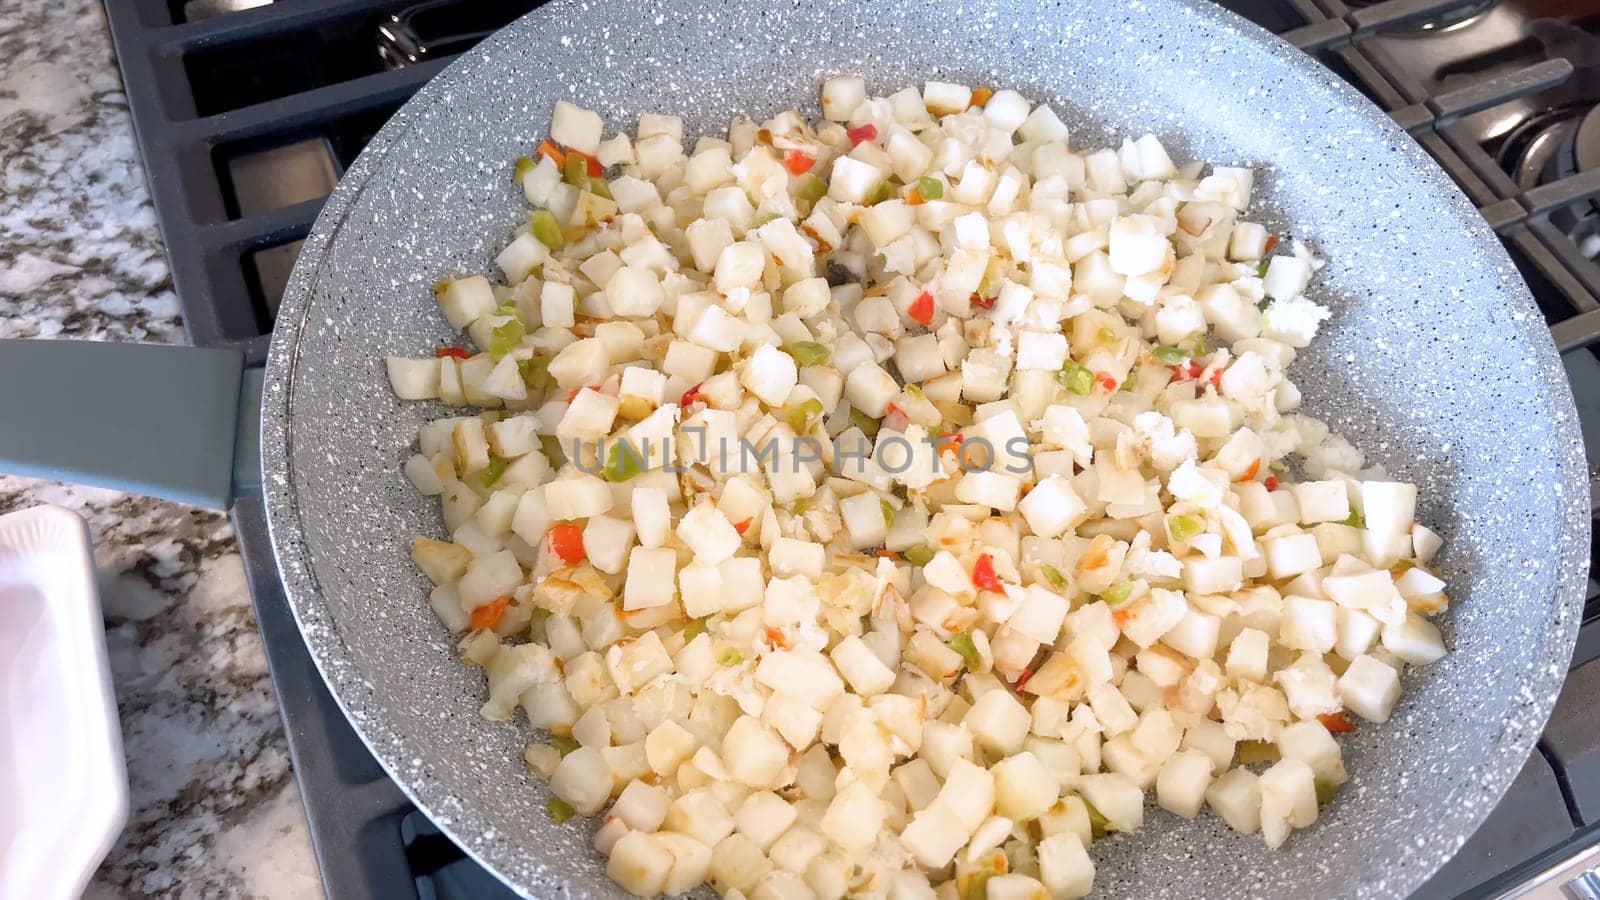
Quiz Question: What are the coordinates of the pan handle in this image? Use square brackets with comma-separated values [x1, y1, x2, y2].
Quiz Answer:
[0, 339, 255, 510]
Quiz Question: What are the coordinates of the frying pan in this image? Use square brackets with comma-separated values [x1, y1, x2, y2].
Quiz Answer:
[0, 0, 1590, 896]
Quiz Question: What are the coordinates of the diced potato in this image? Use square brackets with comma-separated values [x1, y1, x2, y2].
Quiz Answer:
[1337, 653, 1403, 722]
[1155, 749, 1214, 818]
[819, 781, 886, 853]
[993, 751, 1060, 822]
[965, 688, 1031, 756]
[551, 746, 613, 815]
[667, 789, 737, 847]
[1259, 758, 1318, 849]
[1206, 767, 1261, 834]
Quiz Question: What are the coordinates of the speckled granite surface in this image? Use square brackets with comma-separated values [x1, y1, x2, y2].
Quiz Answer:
[1, 2, 321, 897]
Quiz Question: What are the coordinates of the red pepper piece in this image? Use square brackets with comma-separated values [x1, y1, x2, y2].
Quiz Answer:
[908, 291, 935, 325]
[1318, 712, 1357, 734]
[435, 346, 472, 359]
[548, 523, 586, 565]
[469, 595, 512, 631]
[972, 553, 1002, 592]
[783, 149, 816, 175]
[847, 123, 878, 146]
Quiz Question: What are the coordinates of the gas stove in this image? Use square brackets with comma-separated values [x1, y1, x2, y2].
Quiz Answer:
[102, 0, 1600, 896]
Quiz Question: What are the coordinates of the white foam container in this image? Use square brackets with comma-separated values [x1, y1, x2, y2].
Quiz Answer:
[0, 505, 127, 900]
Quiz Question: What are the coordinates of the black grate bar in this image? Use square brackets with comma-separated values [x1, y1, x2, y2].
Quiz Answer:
[1345, 0, 1488, 33]
[1553, 308, 1600, 353]
[197, 198, 322, 253]
[1284, 18, 1350, 52]
[1523, 170, 1600, 221]
[1395, 61, 1575, 135]
[1508, 226, 1600, 317]
[172, 60, 442, 144]
[1528, 219, 1600, 314]
[157, 0, 398, 47]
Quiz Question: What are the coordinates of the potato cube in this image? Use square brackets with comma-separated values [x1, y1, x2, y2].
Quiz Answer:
[1280, 595, 1338, 653]
[606, 830, 674, 897]
[1337, 653, 1403, 722]
[1076, 773, 1143, 832]
[708, 834, 773, 896]
[657, 833, 715, 895]
[551, 746, 612, 815]
[1264, 532, 1322, 579]
[1259, 758, 1318, 849]
[986, 875, 1049, 900]
[666, 789, 736, 847]
[936, 758, 996, 830]
[678, 499, 742, 564]
[1293, 480, 1350, 525]
[1206, 767, 1261, 834]
[993, 751, 1060, 822]
[646, 719, 697, 776]
[1381, 612, 1447, 665]
[613, 779, 671, 832]
[965, 688, 1031, 756]
[722, 716, 791, 789]
[736, 792, 798, 850]
[623, 547, 678, 610]
[1017, 475, 1089, 538]
[830, 635, 897, 695]
[1156, 749, 1214, 818]
[900, 801, 969, 868]
[819, 781, 885, 852]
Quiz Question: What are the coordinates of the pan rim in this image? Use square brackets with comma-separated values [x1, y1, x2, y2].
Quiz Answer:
[262, 1, 1591, 896]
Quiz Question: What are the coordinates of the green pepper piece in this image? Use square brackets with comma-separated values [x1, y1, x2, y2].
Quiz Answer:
[563, 152, 588, 187]
[530, 210, 564, 249]
[550, 735, 579, 757]
[903, 544, 934, 567]
[1167, 514, 1205, 542]
[880, 499, 895, 528]
[603, 442, 646, 483]
[1040, 564, 1069, 591]
[796, 173, 827, 206]
[786, 397, 825, 435]
[547, 797, 577, 824]
[783, 341, 830, 367]
[490, 317, 525, 356]
[1058, 359, 1093, 396]
[1340, 509, 1367, 528]
[917, 175, 944, 200]
[479, 457, 508, 488]
[1099, 582, 1133, 607]
[1153, 345, 1189, 365]
[949, 632, 980, 670]
[519, 356, 550, 392]
[718, 647, 744, 666]
[849, 407, 880, 439]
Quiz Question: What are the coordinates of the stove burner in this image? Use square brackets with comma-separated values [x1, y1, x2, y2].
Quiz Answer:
[1499, 103, 1600, 257]
[1499, 103, 1590, 190]
[1346, 0, 1497, 34]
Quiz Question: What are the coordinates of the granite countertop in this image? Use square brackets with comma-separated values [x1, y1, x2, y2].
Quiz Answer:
[1, 2, 321, 897]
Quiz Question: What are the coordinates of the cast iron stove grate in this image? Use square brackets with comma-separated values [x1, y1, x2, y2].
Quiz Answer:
[101, 0, 1600, 896]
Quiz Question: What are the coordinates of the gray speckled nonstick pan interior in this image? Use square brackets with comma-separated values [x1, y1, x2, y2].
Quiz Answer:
[261, 0, 1590, 896]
